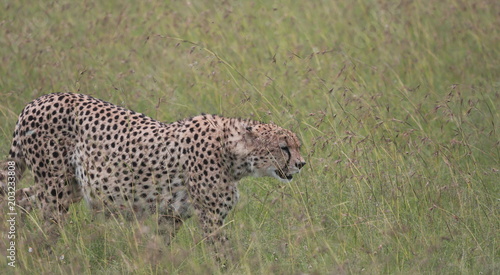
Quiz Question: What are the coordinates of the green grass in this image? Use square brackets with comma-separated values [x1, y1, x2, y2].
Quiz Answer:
[0, 0, 498, 274]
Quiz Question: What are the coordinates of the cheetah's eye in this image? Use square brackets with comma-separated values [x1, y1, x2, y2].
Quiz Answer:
[280, 145, 289, 152]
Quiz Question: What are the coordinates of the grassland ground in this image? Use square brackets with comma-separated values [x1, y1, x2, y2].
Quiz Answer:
[0, 0, 498, 274]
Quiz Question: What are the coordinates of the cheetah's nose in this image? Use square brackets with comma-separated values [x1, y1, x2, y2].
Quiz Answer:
[297, 161, 306, 169]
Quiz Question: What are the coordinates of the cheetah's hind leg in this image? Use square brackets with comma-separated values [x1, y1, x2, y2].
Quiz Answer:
[0, 159, 38, 224]
[0, 158, 26, 203]
[157, 214, 185, 246]
[27, 173, 83, 244]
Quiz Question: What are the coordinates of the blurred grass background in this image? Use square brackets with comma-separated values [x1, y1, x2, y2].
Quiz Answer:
[0, 0, 498, 274]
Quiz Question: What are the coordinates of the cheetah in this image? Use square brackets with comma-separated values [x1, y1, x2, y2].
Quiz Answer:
[0, 93, 305, 249]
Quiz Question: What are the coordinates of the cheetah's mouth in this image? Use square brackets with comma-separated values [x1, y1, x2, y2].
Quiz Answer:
[275, 169, 293, 182]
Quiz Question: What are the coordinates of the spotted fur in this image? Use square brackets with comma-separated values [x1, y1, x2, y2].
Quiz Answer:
[0, 93, 305, 247]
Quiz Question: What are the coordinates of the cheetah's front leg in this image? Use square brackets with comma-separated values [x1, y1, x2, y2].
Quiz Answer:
[193, 204, 233, 263]
[188, 177, 238, 265]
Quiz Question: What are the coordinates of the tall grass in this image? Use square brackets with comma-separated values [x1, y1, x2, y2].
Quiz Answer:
[0, 0, 498, 274]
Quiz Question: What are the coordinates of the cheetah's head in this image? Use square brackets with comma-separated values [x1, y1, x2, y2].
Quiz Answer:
[244, 124, 306, 183]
